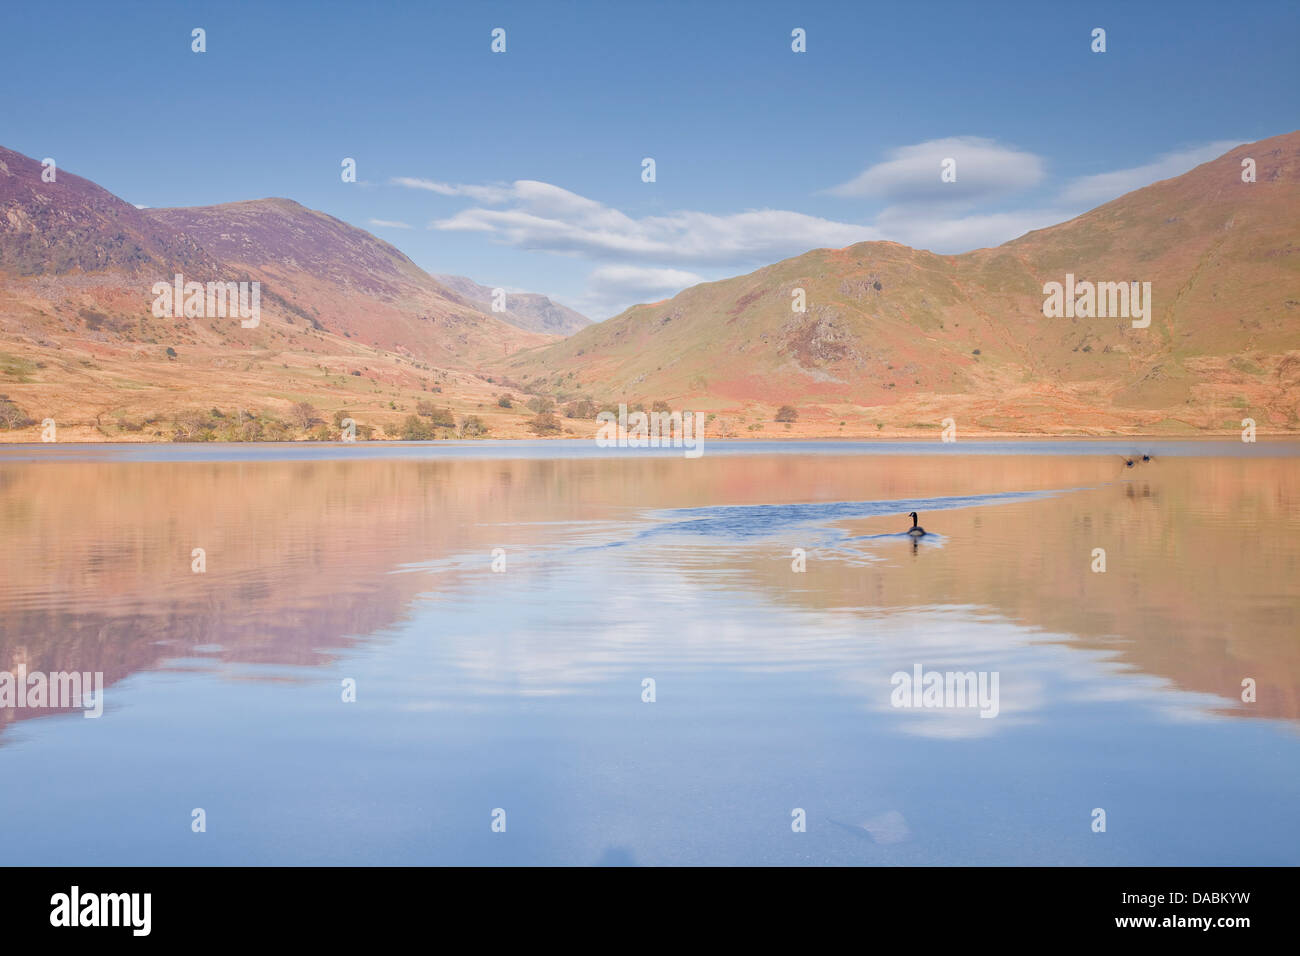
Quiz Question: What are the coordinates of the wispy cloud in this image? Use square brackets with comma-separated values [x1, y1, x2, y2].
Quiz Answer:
[872, 206, 1075, 253]
[391, 177, 513, 204]
[580, 265, 709, 316]
[430, 180, 873, 265]
[827, 136, 1044, 204]
[367, 218, 412, 229]
[1057, 140, 1242, 206]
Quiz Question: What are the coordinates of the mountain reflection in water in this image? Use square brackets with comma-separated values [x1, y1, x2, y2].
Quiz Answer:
[0, 442, 1295, 865]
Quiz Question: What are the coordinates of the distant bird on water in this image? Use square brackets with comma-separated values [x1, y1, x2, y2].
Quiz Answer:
[907, 512, 926, 537]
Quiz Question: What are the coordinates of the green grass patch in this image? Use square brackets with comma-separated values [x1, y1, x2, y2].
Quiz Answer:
[0, 353, 38, 382]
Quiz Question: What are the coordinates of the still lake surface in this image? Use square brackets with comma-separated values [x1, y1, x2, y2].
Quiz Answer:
[0, 440, 1296, 865]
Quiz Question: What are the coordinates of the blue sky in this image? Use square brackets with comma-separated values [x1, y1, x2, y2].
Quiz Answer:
[3, 0, 1297, 318]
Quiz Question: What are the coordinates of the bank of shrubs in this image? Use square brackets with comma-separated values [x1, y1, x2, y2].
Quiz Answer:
[0, 395, 505, 441]
[529, 411, 563, 435]
[158, 402, 498, 442]
[400, 401, 486, 439]
[170, 407, 294, 442]
[0, 395, 35, 429]
[161, 404, 374, 442]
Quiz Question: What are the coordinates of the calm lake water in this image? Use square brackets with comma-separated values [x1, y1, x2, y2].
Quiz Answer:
[1, 440, 1297, 865]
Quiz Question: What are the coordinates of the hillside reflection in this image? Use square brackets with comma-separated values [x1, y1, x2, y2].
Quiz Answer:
[1, 450, 1296, 736]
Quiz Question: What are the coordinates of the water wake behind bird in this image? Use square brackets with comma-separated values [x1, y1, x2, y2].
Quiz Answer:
[601, 486, 1086, 548]
[401, 485, 1091, 575]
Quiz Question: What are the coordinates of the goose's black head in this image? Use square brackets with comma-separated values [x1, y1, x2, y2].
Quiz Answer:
[909, 511, 918, 526]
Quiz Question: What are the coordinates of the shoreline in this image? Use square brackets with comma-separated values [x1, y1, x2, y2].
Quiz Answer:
[3, 436, 1297, 465]
[1, 429, 1296, 446]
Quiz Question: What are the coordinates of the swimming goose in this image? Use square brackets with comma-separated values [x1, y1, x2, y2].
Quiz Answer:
[907, 512, 926, 537]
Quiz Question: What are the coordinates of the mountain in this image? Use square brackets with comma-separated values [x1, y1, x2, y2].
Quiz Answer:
[433, 273, 590, 335]
[498, 132, 1300, 435]
[0, 146, 567, 441]
[0, 147, 219, 277]
[0, 145, 548, 366]
[3, 135, 1298, 441]
[144, 200, 550, 364]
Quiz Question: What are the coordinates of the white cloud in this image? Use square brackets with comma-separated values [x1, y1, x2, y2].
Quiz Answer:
[1058, 140, 1242, 206]
[367, 218, 412, 229]
[827, 136, 1044, 204]
[588, 265, 706, 296]
[578, 264, 709, 315]
[564, 265, 717, 317]
[431, 180, 874, 265]
[391, 177, 513, 204]
[873, 205, 1076, 253]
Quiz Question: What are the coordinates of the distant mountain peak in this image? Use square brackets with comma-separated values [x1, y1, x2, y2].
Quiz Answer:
[433, 274, 591, 335]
